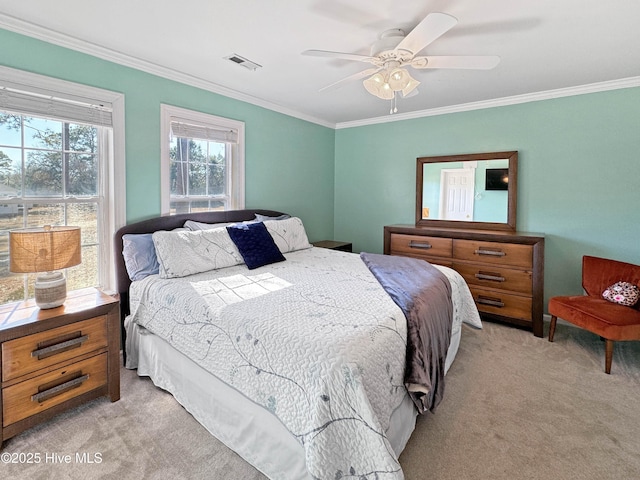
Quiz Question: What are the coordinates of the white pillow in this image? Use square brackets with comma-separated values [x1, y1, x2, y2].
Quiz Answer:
[263, 217, 312, 253]
[183, 220, 234, 231]
[152, 228, 243, 278]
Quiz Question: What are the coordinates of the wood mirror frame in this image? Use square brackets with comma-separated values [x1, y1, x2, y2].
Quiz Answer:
[416, 151, 518, 231]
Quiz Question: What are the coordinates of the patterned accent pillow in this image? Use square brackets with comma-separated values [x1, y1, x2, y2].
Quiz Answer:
[602, 281, 640, 307]
[183, 220, 234, 231]
[226, 222, 286, 270]
[152, 228, 243, 278]
[263, 217, 312, 253]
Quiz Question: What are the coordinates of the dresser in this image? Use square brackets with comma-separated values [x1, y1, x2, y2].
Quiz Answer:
[384, 225, 545, 337]
[0, 288, 120, 446]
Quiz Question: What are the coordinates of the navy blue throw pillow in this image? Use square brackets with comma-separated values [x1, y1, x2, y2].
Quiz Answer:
[226, 222, 285, 270]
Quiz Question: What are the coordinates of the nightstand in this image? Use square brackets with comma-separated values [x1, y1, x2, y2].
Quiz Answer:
[0, 288, 120, 446]
[312, 240, 353, 253]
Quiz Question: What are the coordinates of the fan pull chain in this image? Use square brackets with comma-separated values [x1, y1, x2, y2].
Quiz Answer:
[390, 93, 398, 114]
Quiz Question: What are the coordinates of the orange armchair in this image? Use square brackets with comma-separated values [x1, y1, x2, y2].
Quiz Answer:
[548, 255, 640, 374]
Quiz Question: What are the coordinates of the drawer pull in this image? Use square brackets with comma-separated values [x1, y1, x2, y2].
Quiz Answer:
[409, 241, 432, 250]
[31, 374, 89, 403]
[475, 272, 506, 282]
[477, 295, 505, 308]
[31, 335, 89, 359]
[475, 249, 506, 257]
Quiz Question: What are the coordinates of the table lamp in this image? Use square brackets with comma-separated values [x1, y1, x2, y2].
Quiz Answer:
[9, 225, 82, 309]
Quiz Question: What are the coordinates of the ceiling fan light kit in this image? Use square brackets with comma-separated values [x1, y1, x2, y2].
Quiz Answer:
[362, 67, 420, 102]
[303, 12, 500, 114]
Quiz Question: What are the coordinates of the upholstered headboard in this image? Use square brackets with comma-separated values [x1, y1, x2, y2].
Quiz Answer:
[114, 209, 287, 322]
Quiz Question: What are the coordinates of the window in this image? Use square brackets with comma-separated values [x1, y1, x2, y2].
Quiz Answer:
[161, 104, 244, 214]
[0, 67, 125, 304]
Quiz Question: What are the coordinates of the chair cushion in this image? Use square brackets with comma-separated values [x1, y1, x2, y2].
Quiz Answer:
[549, 295, 640, 341]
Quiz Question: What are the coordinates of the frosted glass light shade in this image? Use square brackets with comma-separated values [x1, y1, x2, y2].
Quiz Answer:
[388, 68, 410, 90]
[363, 75, 394, 100]
[363, 68, 419, 100]
[402, 77, 420, 97]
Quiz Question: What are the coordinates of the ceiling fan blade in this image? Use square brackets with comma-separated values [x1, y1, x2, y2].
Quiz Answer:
[414, 55, 501, 69]
[302, 49, 376, 63]
[394, 12, 458, 55]
[319, 67, 382, 92]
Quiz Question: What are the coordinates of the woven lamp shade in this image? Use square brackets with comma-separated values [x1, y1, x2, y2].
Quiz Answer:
[9, 226, 82, 309]
[10, 226, 81, 273]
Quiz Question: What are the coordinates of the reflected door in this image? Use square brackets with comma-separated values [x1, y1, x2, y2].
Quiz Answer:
[439, 169, 475, 221]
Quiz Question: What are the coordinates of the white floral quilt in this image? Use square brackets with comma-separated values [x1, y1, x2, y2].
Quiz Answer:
[127, 247, 479, 479]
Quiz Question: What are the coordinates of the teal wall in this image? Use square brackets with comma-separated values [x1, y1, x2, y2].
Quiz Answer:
[3, 27, 639, 310]
[335, 87, 640, 305]
[0, 28, 336, 242]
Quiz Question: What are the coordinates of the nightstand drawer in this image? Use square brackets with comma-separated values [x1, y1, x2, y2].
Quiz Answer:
[390, 233, 452, 258]
[2, 316, 108, 382]
[453, 239, 533, 268]
[2, 352, 107, 427]
[312, 240, 352, 252]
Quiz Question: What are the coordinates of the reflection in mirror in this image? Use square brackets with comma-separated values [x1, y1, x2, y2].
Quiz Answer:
[422, 159, 509, 222]
[416, 151, 517, 231]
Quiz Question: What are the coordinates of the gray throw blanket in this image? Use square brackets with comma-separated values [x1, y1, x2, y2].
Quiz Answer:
[360, 252, 453, 413]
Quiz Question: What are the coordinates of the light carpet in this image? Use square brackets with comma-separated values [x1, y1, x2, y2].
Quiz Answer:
[3, 320, 639, 479]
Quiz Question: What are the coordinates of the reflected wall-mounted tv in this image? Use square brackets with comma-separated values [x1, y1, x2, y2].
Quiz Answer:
[485, 168, 509, 191]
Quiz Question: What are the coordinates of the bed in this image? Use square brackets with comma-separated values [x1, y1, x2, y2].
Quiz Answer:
[114, 209, 481, 480]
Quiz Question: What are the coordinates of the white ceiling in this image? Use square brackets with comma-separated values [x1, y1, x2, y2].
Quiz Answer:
[1, 0, 639, 127]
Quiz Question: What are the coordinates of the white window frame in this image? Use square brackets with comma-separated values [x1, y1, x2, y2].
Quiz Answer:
[0, 66, 126, 294]
[160, 104, 245, 215]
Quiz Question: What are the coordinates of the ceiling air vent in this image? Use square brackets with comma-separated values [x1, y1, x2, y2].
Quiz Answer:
[224, 54, 262, 71]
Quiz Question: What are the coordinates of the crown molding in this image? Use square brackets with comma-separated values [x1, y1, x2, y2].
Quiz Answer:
[0, 13, 335, 129]
[2, 13, 638, 132]
[336, 76, 640, 129]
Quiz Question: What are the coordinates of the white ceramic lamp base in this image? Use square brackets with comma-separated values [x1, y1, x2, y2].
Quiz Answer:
[34, 271, 67, 309]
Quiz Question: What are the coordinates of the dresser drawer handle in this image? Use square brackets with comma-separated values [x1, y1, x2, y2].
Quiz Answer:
[475, 272, 506, 282]
[31, 335, 89, 359]
[477, 295, 505, 308]
[31, 374, 90, 403]
[475, 249, 506, 257]
[409, 241, 432, 250]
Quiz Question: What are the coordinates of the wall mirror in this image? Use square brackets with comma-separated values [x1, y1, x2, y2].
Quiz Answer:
[416, 151, 518, 231]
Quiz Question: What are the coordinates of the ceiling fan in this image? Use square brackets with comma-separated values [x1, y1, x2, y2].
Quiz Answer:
[302, 12, 500, 113]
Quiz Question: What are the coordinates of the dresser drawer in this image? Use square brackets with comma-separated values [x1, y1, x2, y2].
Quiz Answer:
[453, 262, 533, 295]
[453, 239, 533, 268]
[421, 257, 453, 268]
[390, 233, 452, 259]
[468, 286, 533, 322]
[2, 316, 108, 382]
[2, 352, 107, 427]
[384, 225, 544, 337]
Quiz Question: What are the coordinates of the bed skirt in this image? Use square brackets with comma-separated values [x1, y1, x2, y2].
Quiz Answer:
[126, 320, 462, 479]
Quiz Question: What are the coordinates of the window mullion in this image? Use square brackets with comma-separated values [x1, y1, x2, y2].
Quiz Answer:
[20, 114, 26, 220]
[62, 122, 68, 225]
[205, 141, 210, 197]
[96, 126, 111, 290]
